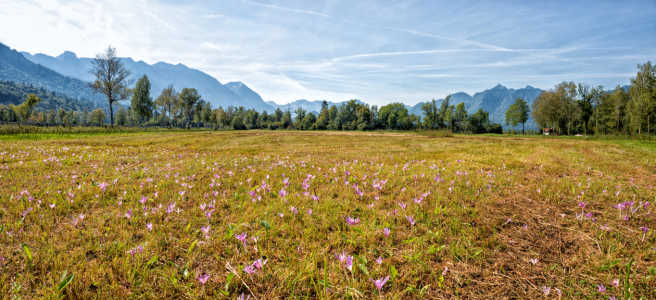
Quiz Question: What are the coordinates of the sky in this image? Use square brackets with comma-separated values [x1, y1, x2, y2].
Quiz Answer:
[1, 0, 655, 105]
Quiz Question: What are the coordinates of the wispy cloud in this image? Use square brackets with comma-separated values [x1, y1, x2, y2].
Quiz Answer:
[240, 0, 331, 17]
[1, 0, 653, 105]
[145, 12, 175, 31]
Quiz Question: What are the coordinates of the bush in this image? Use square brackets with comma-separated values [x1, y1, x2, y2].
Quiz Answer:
[486, 124, 503, 134]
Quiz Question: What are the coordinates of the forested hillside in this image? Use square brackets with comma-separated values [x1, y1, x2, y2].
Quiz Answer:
[0, 80, 97, 112]
[0, 43, 106, 108]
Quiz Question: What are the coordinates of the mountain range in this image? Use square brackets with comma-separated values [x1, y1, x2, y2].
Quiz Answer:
[267, 85, 542, 129]
[19, 47, 274, 112]
[3, 42, 545, 129]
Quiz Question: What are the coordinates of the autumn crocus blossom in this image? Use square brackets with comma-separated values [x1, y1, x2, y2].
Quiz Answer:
[383, 227, 390, 237]
[346, 217, 360, 225]
[252, 258, 267, 270]
[371, 276, 390, 292]
[235, 233, 248, 248]
[406, 215, 416, 226]
[196, 274, 210, 285]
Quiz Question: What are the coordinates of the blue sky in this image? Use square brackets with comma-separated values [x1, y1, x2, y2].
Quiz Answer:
[1, 0, 655, 105]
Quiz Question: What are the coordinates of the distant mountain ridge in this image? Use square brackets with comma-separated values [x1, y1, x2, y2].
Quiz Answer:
[20, 47, 273, 112]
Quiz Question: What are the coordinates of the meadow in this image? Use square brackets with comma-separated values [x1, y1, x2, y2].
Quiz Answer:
[0, 130, 654, 299]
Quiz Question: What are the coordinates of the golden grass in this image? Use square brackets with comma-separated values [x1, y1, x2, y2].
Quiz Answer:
[0, 131, 654, 299]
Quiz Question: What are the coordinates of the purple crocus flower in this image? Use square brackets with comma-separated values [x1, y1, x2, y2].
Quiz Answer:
[237, 293, 250, 300]
[383, 227, 390, 237]
[371, 276, 390, 292]
[344, 255, 353, 272]
[146, 223, 153, 231]
[125, 209, 132, 220]
[610, 279, 619, 288]
[279, 189, 287, 198]
[252, 258, 267, 270]
[196, 273, 210, 285]
[375, 256, 382, 265]
[335, 251, 347, 263]
[541, 286, 550, 295]
[346, 217, 360, 225]
[235, 232, 248, 248]
[139, 196, 148, 204]
[597, 283, 606, 293]
[244, 265, 257, 275]
[406, 215, 416, 226]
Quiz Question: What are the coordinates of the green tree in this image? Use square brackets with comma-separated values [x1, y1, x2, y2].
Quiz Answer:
[294, 107, 306, 128]
[178, 88, 201, 129]
[88, 45, 133, 126]
[155, 85, 179, 126]
[130, 75, 154, 125]
[437, 94, 451, 129]
[468, 108, 490, 134]
[115, 106, 127, 126]
[454, 102, 468, 132]
[420, 99, 439, 129]
[300, 112, 317, 130]
[577, 83, 593, 135]
[81, 110, 89, 125]
[17, 93, 41, 122]
[90, 108, 106, 125]
[506, 97, 530, 134]
[69, 111, 80, 124]
[628, 61, 655, 134]
[56, 108, 67, 124]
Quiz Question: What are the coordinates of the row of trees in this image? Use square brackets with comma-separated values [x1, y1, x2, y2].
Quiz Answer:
[0, 97, 107, 125]
[529, 62, 655, 135]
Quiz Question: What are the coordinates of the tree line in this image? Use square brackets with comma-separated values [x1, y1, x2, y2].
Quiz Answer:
[528, 62, 655, 135]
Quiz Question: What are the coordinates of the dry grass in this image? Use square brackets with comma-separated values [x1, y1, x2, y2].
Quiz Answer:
[0, 131, 654, 299]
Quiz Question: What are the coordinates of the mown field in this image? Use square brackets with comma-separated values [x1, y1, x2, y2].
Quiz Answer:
[0, 131, 654, 299]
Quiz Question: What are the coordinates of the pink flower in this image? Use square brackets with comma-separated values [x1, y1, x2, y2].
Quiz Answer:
[196, 273, 210, 285]
[335, 251, 347, 263]
[235, 232, 248, 248]
[244, 265, 257, 275]
[146, 223, 153, 231]
[346, 217, 360, 225]
[125, 209, 132, 220]
[371, 276, 389, 292]
[344, 255, 353, 272]
[201, 225, 211, 235]
[139, 196, 148, 204]
[252, 258, 267, 270]
[375, 256, 382, 265]
[610, 279, 619, 288]
[307, 208, 312, 216]
[383, 227, 390, 237]
[541, 286, 550, 295]
[406, 215, 416, 226]
[279, 189, 287, 198]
